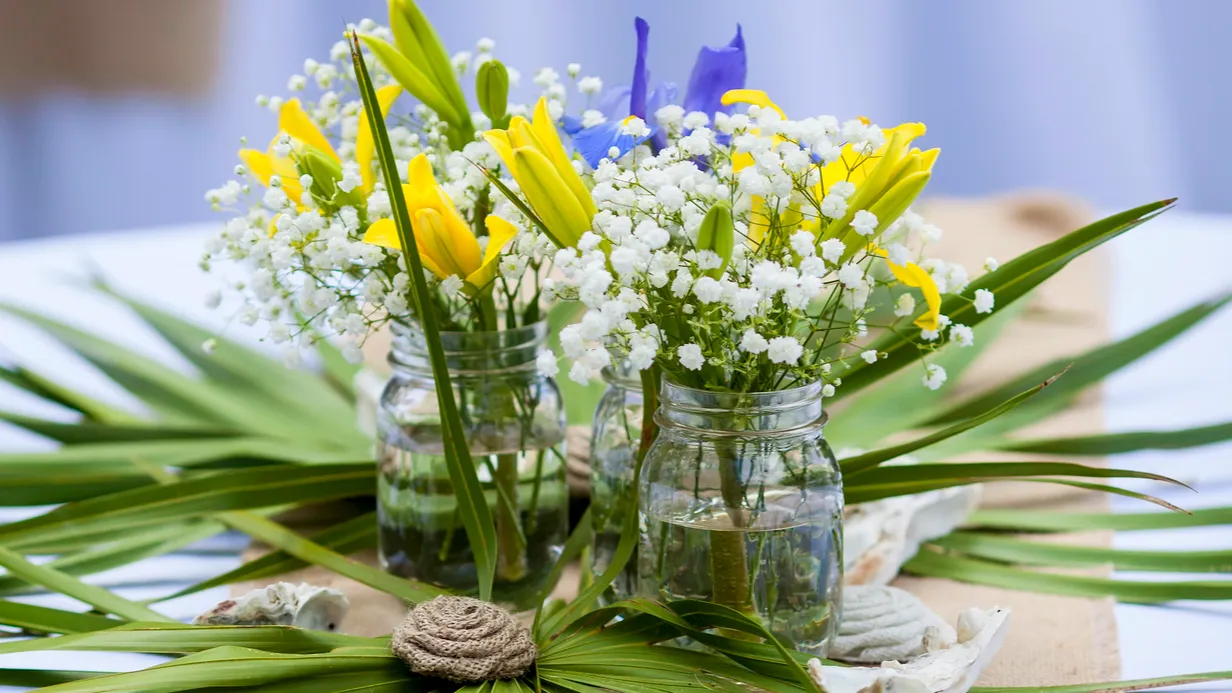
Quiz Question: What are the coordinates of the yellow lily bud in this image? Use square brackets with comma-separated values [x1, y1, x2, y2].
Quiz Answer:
[483, 98, 595, 248]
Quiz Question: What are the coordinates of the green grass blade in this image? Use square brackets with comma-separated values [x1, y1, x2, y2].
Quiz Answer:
[840, 377, 1054, 476]
[0, 436, 369, 471]
[218, 511, 443, 604]
[0, 410, 236, 444]
[0, 363, 138, 424]
[0, 599, 123, 634]
[967, 506, 1232, 532]
[928, 291, 1232, 427]
[838, 200, 1175, 397]
[998, 420, 1232, 455]
[971, 670, 1232, 693]
[904, 549, 1232, 602]
[0, 471, 153, 506]
[0, 465, 373, 547]
[157, 512, 376, 602]
[934, 531, 1232, 572]
[0, 622, 376, 656]
[0, 520, 225, 597]
[0, 670, 104, 688]
[0, 546, 172, 622]
[540, 502, 638, 639]
[351, 31, 497, 601]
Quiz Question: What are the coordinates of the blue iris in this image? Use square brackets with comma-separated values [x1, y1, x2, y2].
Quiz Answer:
[568, 17, 747, 168]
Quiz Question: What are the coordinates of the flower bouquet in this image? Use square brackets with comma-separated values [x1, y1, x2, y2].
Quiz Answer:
[0, 2, 1229, 692]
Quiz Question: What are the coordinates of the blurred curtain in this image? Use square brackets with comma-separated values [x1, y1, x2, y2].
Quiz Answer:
[0, 0, 1227, 242]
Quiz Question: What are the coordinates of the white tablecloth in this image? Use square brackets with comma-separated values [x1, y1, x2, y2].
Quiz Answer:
[0, 213, 1229, 687]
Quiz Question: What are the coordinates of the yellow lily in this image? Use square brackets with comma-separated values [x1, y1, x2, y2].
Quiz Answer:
[362, 153, 517, 293]
[239, 88, 401, 205]
[720, 90, 799, 248]
[483, 97, 596, 248]
[868, 244, 941, 331]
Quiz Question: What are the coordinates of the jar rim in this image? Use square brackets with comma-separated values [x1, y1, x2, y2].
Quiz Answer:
[655, 378, 826, 436]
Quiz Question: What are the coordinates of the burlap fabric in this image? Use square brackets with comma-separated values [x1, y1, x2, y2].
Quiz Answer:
[392, 596, 536, 682]
[237, 193, 1119, 686]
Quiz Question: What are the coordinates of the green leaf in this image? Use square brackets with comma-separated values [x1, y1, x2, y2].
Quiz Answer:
[540, 499, 639, 638]
[933, 531, 1232, 572]
[0, 436, 366, 472]
[351, 32, 498, 601]
[0, 670, 103, 688]
[0, 519, 225, 597]
[389, 0, 471, 132]
[827, 299, 1023, 449]
[837, 200, 1175, 397]
[840, 377, 1053, 476]
[533, 507, 593, 640]
[0, 464, 373, 547]
[971, 670, 1232, 693]
[928, 290, 1232, 427]
[0, 622, 375, 657]
[94, 281, 363, 447]
[997, 420, 1232, 455]
[0, 362, 138, 424]
[158, 512, 376, 602]
[219, 511, 443, 603]
[0, 546, 172, 622]
[0, 410, 235, 444]
[904, 549, 1232, 603]
[0, 599, 123, 634]
[967, 505, 1232, 532]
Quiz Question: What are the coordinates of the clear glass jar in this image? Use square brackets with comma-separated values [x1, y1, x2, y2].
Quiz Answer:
[377, 320, 567, 612]
[637, 380, 843, 656]
[588, 360, 644, 604]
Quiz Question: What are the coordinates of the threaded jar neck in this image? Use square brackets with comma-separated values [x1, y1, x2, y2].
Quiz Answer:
[388, 320, 547, 377]
[655, 379, 825, 434]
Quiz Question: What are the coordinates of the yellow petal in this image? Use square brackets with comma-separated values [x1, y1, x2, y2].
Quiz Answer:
[412, 209, 458, 278]
[731, 151, 754, 173]
[465, 215, 519, 291]
[482, 129, 518, 174]
[267, 213, 281, 239]
[357, 84, 403, 195]
[443, 210, 482, 277]
[530, 98, 597, 218]
[239, 149, 273, 187]
[279, 98, 338, 162]
[362, 218, 402, 250]
[720, 89, 787, 119]
[514, 146, 590, 248]
[910, 264, 942, 332]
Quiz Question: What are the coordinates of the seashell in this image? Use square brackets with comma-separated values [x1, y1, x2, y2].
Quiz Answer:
[844, 485, 981, 587]
[193, 582, 348, 632]
[832, 585, 957, 663]
[809, 605, 1011, 693]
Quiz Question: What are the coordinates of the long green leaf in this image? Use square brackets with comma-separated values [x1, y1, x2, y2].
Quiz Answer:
[837, 200, 1175, 397]
[840, 377, 1054, 476]
[389, 0, 471, 132]
[0, 519, 225, 597]
[0, 622, 374, 657]
[0, 363, 138, 424]
[997, 420, 1232, 455]
[219, 511, 442, 604]
[928, 291, 1232, 426]
[905, 549, 1232, 602]
[0, 599, 123, 634]
[0, 546, 172, 622]
[933, 531, 1232, 572]
[0, 410, 235, 444]
[360, 35, 461, 125]
[157, 512, 376, 602]
[351, 31, 497, 601]
[0, 436, 367, 472]
[0, 670, 104, 688]
[967, 506, 1232, 532]
[971, 671, 1232, 693]
[540, 500, 639, 638]
[0, 464, 372, 547]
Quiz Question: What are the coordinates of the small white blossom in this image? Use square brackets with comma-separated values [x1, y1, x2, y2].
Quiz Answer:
[536, 351, 560, 377]
[820, 239, 845, 265]
[578, 76, 603, 95]
[678, 343, 705, 370]
[974, 289, 995, 314]
[861, 350, 878, 364]
[692, 276, 724, 303]
[984, 257, 999, 273]
[894, 293, 916, 317]
[439, 275, 464, 295]
[767, 336, 803, 365]
[851, 210, 878, 236]
[740, 329, 769, 354]
[837, 263, 865, 288]
[790, 230, 816, 257]
[950, 324, 974, 347]
[922, 363, 947, 390]
[821, 384, 836, 397]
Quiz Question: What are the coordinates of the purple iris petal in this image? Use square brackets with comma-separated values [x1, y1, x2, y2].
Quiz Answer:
[682, 24, 746, 118]
[630, 17, 651, 119]
[597, 85, 632, 119]
[560, 114, 584, 135]
[573, 119, 655, 168]
[646, 81, 678, 151]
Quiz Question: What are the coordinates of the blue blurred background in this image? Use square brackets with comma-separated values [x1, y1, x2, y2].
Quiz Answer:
[0, 0, 1227, 242]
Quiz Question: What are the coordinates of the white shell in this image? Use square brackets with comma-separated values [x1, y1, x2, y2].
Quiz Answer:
[844, 485, 982, 586]
[832, 585, 956, 663]
[809, 606, 1011, 693]
[193, 582, 349, 632]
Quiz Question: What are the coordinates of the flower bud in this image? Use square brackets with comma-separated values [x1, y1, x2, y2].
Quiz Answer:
[476, 60, 509, 124]
[696, 202, 734, 278]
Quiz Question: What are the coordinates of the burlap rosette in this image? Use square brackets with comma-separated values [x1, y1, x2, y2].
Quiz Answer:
[392, 596, 537, 683]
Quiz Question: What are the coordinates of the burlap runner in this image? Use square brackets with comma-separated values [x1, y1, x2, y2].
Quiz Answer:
[236, 193, 1119, 686]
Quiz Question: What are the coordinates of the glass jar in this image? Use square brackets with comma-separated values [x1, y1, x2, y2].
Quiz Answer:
[588, 359, 644, 604]
[377, 320, 567, 612]
[637, 380, 843, 656]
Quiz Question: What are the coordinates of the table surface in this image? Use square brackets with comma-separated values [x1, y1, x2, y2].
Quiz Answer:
[0, 212, 1229, 689]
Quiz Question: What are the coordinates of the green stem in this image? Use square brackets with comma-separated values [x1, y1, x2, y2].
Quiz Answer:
[493, 452, 527, 583]
[711, 436, 753, 616]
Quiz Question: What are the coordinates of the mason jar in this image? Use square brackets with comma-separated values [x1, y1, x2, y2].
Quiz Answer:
[377, 320, 567, 612]
[588, 359, 644, 604]
[637, 380, 843, 656]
